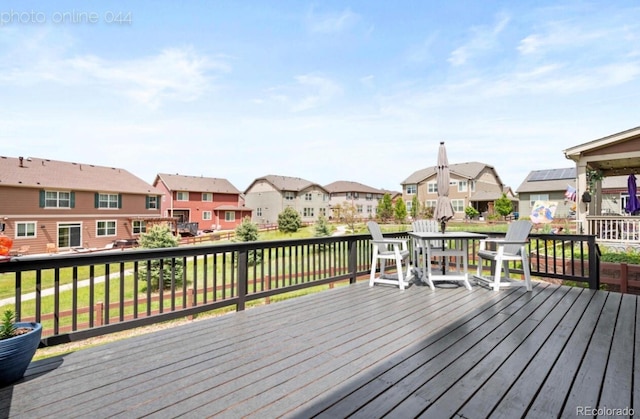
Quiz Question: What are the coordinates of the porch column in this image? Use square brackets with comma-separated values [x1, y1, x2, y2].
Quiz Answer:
[576, 162, 588, 234]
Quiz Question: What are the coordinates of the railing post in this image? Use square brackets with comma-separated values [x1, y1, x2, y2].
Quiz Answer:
[348, 237, 358, 284]
[237, 248, 248, 311]
[95, 302, 104, 327]
[588, 237, 600, 290]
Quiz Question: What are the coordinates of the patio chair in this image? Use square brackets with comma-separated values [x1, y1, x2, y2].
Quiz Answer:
[411, 219, 448, 276]
[367, 221, 412, 290]
[474, 220, 533, 291]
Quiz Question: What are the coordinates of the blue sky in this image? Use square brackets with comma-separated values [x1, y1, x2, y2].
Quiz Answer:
[2, 1, 640, 193]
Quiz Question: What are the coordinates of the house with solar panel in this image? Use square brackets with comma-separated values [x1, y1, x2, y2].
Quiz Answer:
[516, 167, 630, 220]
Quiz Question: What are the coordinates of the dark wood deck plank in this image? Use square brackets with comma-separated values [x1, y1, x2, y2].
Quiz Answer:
[383, 283, 564, 418]
[450, 285, 580, 418]
[1, 281, 638, 418]
[526, 289, 609, 417]
[598, 293, 636, 411]
[466, 286, 591, 419]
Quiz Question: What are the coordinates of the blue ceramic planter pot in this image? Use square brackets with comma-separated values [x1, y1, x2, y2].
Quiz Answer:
[0, 322, 42, 386]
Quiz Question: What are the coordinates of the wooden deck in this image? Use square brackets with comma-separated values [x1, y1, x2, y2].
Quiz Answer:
[2, 281, 638, 418]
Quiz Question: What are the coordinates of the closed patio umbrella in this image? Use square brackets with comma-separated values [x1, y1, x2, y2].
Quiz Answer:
[625, 174, 640, 215]
[434, 141, 454, 233]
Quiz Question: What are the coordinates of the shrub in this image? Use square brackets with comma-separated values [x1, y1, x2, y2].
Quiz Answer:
[137, 224, 184, 292]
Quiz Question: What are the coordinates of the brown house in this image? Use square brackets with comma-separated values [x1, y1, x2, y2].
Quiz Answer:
[0, 156, 164, 254]
[401, 161, 510, 219]
[153, 173, 251, 232]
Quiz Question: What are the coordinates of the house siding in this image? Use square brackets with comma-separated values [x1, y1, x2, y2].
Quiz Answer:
[1, 186, 161, 253]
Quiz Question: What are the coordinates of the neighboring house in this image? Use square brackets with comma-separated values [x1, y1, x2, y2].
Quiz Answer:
[516, 167, 630, 219]
[153, 173, 251, 232]
[0, 156, 163, 254]
[243, 175, 330, 225]
[401, 162, 509, 220]
[516, 168, 577, 219]
[323, 181, 386, 220]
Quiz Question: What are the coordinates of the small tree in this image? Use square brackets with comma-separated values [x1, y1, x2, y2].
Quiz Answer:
[465, 206, 480, 220]
[278, 206, 302, 234]
[314, 215, 332, 237]
[377, 193, 394, 223]
[495, 193, 514, 220]
[410, 195, 420, 219]
[138, 224, 183, 292]
[235, 216, 261, 265]
[394, 199, 408, 224]
[332, 202, 358, 233]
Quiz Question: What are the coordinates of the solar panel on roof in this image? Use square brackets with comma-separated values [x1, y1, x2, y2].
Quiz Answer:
[529, 167, 576, 181]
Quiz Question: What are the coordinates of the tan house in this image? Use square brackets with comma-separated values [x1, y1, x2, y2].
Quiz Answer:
[401, 162, 511, 220]
[324, 181, 386, 220]
[153, 173, 251, 233]
[243, 175, 330, 225]
[0, 156, 163, 254]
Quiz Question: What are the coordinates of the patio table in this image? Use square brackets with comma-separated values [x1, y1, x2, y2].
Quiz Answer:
[409, 231, 487, 290]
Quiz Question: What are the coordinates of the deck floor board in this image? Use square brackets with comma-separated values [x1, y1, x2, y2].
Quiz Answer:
[1, 280, 637, 418]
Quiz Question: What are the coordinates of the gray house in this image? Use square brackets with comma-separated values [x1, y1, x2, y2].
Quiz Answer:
[516, 168, 577, 219]
[243, 175, 330, 225]
[323, 181, 386, 220]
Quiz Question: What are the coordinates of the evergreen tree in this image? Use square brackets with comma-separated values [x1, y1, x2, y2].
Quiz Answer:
[495, 193, 514, 220]
[278, 206, 302, 234]
[394, 199, 408, 224]
[410, 195, 420, 219]
[377, 193, 394, 223]
[314, 215, 332, 237]
[138, 224, 183, 292]
[235, 216, 261, 265]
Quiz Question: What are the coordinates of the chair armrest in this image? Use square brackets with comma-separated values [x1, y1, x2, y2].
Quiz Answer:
[479, 238, 529, 250]
[372, 238, 408, 251]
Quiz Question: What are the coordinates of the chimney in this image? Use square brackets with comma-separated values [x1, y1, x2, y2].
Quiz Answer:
[19, 156, 24, 167]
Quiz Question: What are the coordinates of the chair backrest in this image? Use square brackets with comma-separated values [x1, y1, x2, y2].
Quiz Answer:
[367, 221, 384, 242]
[504, 220, 533, 255]
[412, 219, 442, 247]
[411, 219, 439, 233]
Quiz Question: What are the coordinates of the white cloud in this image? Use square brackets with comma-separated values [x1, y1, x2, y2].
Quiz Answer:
[448, 13, 510, 66]
[0, 29, 225, 109]
[307, 8, 360, 34]
[265, 74, 342, 112]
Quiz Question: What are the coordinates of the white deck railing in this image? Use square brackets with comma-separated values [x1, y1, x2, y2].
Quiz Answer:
[586, 216, 640, 245]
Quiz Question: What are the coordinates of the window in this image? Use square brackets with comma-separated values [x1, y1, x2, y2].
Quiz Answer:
[202, 193, 212, 202]
[16, 222, 36, 238]
[319, 207, 326, 216]
[176, 192, 189, 201]
[303, 208, 315, 217]
[530, 194, 549, 206]
[44, 190, 71, 208]
[452, 199, 465, 212]
[425, 200, 436, 208]
[323, 194, 329, 201]
[353, 192, 359, 199]
[58, 223, 81, 248]
[284, 192, 295, 201]
[97, 220, 116, 236]
[470, 181, 476, 192]
[256, 208, 262, 217]
[304, 193, 312, 201]
[406, 201, 412, 211]
[98, 193, 119, 209]
[366, 193, 373, 201]
[225, 211, 235, 221]
[203, 211, 212, 220]
[406, 184, 417, 194]
[132, 220, 146, 234]
[356, 205, 363, 213]
[346, 192, 352, 199]
[367, 205, 373, 214]
[427, 183, 438, 194]
[146, 195, 158, 209]
[458, 181, 468, 192]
